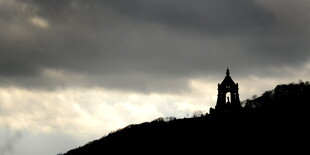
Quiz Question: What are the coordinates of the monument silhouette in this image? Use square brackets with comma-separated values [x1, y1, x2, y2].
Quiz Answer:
[214, 68, 241, 113]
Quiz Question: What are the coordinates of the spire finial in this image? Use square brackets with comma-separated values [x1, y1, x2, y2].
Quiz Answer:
[226, 68, 230, 76]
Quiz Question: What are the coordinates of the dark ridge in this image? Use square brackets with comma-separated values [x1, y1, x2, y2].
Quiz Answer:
[62, 81, 310, 154]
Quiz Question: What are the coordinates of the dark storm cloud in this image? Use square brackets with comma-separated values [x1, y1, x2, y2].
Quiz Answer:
[0, 0, 310, 92]
[100, 0, 274, 33]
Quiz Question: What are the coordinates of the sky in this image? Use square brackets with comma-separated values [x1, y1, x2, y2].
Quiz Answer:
[1, 0, 310, 154]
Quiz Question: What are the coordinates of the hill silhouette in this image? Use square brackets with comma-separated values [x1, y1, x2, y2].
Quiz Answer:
[62, 81, 309, 154]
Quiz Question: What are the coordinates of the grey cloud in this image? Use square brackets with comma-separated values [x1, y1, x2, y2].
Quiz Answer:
[0, 126, 81, 155]
[0, 0, 310, 92]
[98, 0, 275, 34]
[0, 126, 22, 155]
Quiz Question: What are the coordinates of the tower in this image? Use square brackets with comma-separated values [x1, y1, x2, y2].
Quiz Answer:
[215, 68, 241, 113]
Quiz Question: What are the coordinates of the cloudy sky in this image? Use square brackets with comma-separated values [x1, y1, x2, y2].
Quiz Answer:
[1, 0, 310, 154]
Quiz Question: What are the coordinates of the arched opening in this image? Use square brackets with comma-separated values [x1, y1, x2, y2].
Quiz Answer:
[226, 92, 231, 103]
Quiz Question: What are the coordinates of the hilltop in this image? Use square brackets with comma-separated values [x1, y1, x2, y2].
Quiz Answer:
[63, 81, 309, 154]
